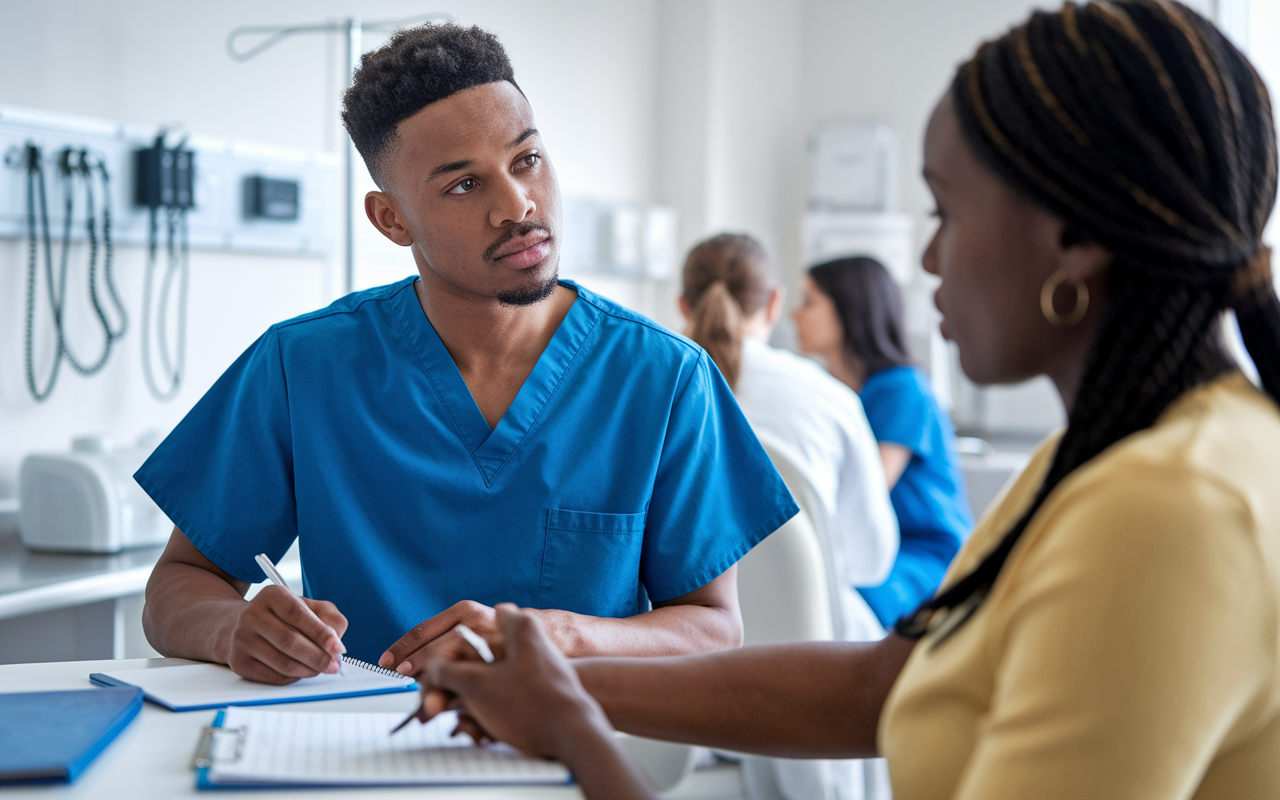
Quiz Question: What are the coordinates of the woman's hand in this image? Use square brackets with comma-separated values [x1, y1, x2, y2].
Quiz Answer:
[421, 604, 658, 799]
[421, 603, 610, 758]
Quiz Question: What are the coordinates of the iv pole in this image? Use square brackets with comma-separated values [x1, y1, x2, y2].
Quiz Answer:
[227, 14, 451, 295]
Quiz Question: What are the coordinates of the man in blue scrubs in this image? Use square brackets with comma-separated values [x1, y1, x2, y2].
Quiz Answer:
[138, 23, 797, 684]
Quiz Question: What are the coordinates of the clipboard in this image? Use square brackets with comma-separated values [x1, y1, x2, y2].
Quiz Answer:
[192, 707, 573, 789]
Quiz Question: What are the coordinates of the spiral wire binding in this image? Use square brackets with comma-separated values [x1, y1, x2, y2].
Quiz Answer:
[339, 655, 414, 679]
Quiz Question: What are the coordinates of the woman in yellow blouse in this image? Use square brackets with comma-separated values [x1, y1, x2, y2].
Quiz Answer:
[412, 2, 1280, 797]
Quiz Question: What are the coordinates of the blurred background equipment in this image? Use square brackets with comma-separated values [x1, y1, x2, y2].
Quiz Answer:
[243, 176, 300, 221]
[18, 434, 172, 554]
[808, 120, 898, 213]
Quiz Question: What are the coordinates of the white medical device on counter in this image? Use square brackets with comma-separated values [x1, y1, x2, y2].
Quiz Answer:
[808, 120, 898, 212]
[18, 434, 172, 553]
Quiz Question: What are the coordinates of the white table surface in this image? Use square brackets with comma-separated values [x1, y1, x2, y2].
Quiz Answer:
[0, 658, 743, 799]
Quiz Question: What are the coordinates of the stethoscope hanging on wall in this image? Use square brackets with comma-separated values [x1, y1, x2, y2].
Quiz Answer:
[137, 133, 194, 402]
[22, 143, 128, 402]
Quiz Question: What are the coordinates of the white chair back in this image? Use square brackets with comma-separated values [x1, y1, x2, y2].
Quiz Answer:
[736, 437, 894, 800]
[737, 436, 840, 646]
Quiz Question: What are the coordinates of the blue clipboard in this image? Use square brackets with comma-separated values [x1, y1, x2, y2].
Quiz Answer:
[191, 708, 576, 790]
[193, 709, 229, 791]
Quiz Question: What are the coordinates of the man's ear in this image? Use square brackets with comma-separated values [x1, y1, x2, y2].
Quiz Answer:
[677, 295, 690, 320]
[365, 191, 414, 247]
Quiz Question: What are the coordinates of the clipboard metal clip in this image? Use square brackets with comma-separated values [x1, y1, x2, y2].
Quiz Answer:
[191, 725, 247, 769]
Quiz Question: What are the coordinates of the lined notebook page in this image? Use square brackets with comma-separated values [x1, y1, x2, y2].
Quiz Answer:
[209, 707, 571, 786]
[95, 661, 413, 709]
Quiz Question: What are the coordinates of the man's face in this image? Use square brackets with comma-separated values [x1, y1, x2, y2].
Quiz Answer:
[369, 81, 562, 306]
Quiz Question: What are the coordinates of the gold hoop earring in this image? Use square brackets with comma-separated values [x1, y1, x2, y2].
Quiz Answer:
[1040, 268, 1089, 327]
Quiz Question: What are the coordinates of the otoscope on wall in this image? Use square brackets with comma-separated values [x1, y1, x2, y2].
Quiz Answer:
[135, 133, 194, 402]
[22, 143, 127, 402]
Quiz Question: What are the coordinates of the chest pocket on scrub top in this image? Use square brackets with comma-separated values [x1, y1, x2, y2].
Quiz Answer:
[539, 508, 647, 618]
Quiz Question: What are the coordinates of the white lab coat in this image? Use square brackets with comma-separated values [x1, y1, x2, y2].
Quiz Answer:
[732, 337, 897, 800]
[735, 338, 899, 595]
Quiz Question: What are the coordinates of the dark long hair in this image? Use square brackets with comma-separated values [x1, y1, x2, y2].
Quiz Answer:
[682, 234, 776, 389]
[808, 256, 913, 380]
[896, 0, 1280, 645]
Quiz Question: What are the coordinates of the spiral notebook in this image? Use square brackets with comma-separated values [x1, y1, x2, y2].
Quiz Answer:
[90, 658, 416, 712]
[196, 707, 572, 789]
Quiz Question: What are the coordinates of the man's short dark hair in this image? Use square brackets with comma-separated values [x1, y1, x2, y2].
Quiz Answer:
[341, 23, 520, 187]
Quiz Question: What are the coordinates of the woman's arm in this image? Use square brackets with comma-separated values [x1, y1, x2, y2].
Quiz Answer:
[577, 633, 915, 759]
[879, 442, 912, 489]
[423, 607, 916, 797]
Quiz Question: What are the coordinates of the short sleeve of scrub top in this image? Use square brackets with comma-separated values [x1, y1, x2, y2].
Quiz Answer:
[135, 279, 797, 661]
[860, 367, 933, 458]
[133, 326, 298, 574]
[638, 352, 798, 600]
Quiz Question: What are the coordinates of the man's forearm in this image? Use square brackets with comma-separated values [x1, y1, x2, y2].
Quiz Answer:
[575, 635, 916, 759]
[529, 565, 744, 659]
[142, 560, 245, 663]
[534, 601, 741, 659]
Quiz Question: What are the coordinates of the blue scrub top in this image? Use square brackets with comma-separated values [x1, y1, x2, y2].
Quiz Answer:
[136, 278, 796, 661]
[855, 366, 972, 628]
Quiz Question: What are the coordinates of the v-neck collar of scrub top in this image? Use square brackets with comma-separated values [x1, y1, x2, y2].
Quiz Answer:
[392, 278, 601, 486]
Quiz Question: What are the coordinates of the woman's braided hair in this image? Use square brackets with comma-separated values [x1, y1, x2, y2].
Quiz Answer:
[896, 0, 1280, 644]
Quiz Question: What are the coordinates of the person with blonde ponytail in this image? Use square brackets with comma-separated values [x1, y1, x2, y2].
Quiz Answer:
[410, 4, 1280, 798]
[679, 233, 899, 640]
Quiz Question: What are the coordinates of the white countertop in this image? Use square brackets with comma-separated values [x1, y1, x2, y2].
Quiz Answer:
[0, 534, 305, 621]
[0, 533, 163, 621]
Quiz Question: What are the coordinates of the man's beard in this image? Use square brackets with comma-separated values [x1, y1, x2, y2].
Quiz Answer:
[496, 269, 559, 307]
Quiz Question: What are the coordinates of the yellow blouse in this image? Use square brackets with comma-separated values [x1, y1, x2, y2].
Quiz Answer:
[880, 373, 1280, 799]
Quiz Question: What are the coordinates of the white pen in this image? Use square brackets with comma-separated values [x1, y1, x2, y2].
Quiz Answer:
[255, 553, 344, 677]
[389, 623, 494, 735]
[455, 623, 496, 663]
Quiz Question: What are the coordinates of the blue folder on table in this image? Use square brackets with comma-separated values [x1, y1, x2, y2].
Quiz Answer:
[0, 687, 142, 784]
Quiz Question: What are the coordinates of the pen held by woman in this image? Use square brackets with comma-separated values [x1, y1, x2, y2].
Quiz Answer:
[390, 622, 497, 735]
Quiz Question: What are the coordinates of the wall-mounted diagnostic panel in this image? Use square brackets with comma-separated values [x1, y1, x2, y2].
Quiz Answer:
[135, 139, 195, 210]
[0, 103, 339, 255]
[244, 176, 300, 221]
[1, 103, 340, 404]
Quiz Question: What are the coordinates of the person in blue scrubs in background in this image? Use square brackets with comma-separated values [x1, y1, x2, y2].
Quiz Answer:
[793, 256, 972, 628]
[138, 23, 796, 685]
